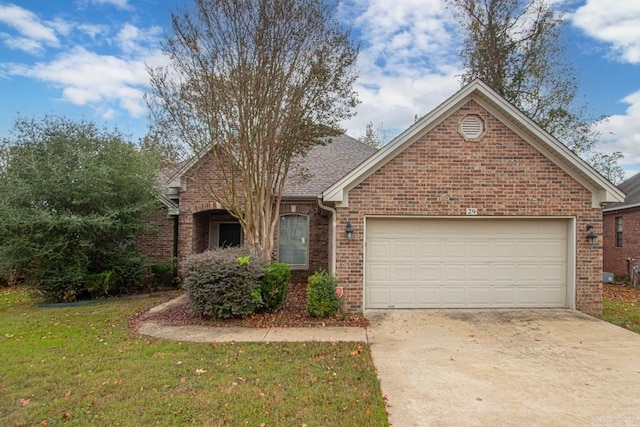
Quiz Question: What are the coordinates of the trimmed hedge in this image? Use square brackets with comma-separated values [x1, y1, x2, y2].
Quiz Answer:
[306, 270, 341, 317]
[260, 262, 291, 311]
[182, 248, 266, 319]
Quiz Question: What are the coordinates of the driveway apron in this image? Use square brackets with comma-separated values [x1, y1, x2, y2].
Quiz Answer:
[365, 309, 640, 427]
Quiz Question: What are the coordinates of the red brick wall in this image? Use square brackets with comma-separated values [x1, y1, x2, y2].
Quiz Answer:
[175, 152, 330, 281]
[335, 100, 603, 313]
[177, 152, 240, 259]
[603, 208, 640, 276]
[276, 202, 329, 283]
[137, 207, 175, 263]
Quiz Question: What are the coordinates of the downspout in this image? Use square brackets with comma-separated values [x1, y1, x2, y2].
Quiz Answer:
[317, 196, 336, 275]
[172, 214, 179, 279]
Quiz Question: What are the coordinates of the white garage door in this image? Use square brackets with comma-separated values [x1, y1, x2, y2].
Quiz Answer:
[365, 218, 569, 308]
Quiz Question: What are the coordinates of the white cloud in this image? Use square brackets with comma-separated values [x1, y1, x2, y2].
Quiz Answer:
[10, 46, 165, 118]
[0, 34, 42, 54]
[339, 0, 462, 140]
[77, 23, 110, 39]
[0, 3, 59, 52]
[572, 1, 640, 63]
[597, 90, 640, 176]
[88, 0, 132, 10]
[116, 23, 162, 56]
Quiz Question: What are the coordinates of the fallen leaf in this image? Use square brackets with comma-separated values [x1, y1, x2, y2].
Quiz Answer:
[62, 412, 70, 419]
[18, 398, 30, 407]
[196, 369, 207, 375]
[64, 391, 71, 397]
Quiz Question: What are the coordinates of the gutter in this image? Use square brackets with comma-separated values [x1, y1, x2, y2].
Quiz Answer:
[317, 196, 336, 275]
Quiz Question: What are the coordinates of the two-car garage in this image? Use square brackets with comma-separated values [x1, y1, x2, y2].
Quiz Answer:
[365, 218, 573, 309]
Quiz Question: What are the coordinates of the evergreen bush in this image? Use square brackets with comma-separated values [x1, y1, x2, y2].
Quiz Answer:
[260, 263, 291, 311]
[182, 248, 266, 319]
[306, 270, 341, 317]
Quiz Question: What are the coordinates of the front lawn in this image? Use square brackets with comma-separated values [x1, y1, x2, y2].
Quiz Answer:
[0, 286, 388, 426]
[595, 283, 640, 334]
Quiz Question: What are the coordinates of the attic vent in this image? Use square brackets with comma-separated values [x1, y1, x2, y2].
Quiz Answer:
[460, 114, 485, 140]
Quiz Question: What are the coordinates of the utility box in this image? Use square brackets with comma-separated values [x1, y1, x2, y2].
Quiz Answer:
[602, 272, 614, 284]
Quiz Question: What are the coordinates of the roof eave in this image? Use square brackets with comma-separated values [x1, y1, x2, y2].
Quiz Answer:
[322, 79, 626, 208]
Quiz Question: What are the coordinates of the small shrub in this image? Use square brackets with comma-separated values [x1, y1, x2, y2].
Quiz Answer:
[109, 250, 146, 295]
[182, 248, 266, 319]
[260, 263, 291, 311]
[85, 270, 114, 299]
[307, 270, 341, 317]
[149, 261, 174, 289]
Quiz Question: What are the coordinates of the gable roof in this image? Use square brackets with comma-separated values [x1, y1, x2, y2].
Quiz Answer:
[603, 172, 640, 212]
[322, 79, 625, 208]
[164, 134, 376, 199]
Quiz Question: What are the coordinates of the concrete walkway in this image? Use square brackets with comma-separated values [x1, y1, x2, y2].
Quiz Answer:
[137, 294, 368, 343]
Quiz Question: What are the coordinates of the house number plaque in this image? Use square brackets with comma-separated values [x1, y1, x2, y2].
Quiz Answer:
[466, 208, 478, 215]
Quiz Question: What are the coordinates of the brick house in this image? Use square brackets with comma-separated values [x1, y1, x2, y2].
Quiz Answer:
[603, 172, 640, 278]
[141, 80, 623, 314]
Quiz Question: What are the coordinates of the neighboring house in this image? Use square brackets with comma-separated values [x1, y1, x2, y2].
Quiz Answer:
[140, 80, 623, 314]
[603, 172, 640, 277]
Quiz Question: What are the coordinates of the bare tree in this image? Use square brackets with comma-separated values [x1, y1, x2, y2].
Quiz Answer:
[448, 0, 624, 182]
[360, 121, 389, 149]
[147, 0, 359, 259]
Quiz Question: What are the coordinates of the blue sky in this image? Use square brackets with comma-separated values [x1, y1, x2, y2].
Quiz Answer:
[1, 0, 639, 178]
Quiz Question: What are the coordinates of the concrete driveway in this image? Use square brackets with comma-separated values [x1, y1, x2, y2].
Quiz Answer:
[365, 309, 640, 427]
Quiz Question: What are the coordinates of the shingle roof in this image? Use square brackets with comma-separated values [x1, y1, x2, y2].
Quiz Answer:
[161, 134, 377, 199]
[603, 172, 640, 212]
[283, 134, 377, 198]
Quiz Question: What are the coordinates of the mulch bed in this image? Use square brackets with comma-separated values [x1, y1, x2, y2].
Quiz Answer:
[603, 282, 640, 306]
[130, 282, 369, 332]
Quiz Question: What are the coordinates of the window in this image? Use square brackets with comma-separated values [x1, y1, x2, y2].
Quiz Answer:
[209, 222, 242, 249]
[616, 217, 623, 247]
[279, 214, 308, 268]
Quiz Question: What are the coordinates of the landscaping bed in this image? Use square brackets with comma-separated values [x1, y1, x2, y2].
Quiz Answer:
[130, 282, 370, 331]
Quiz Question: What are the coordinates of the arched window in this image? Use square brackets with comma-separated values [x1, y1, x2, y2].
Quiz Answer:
[278, 214, 308, 269]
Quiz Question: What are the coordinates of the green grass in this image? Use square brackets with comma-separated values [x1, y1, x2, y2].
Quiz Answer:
[0, 286, 388, 426]
[596, 298, 640, 334]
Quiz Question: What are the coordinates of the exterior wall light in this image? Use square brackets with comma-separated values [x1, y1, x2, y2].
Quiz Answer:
[586, 224, 597, 246]
[345, 221, 354, 241]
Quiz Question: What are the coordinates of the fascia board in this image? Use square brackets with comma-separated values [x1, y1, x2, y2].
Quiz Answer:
[159, 194, 179, 216]
[472, 88, 625, 206]
[323, 83, 479, 204]
[603, 201, 639, 213]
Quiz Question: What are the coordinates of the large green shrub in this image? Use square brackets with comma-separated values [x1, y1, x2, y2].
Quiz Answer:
[306, 270, 341, 317]
[260, 263, 291, 311]
[0, 116, 159, 302]
[182, 248, 266, 319]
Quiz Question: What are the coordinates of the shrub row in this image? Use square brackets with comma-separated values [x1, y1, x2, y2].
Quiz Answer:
[182, 248, 291, 319]
[182, 248, 342, 319]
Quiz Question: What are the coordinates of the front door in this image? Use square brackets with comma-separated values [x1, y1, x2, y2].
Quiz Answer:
[218, 223, 242, 248]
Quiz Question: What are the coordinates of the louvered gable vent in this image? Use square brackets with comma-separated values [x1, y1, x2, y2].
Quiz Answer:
[460, 115, 484, 140]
